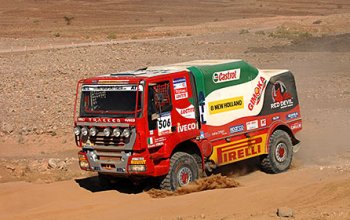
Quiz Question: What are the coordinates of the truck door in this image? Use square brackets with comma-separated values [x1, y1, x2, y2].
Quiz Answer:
[146, 75, 199, 150]
[147, 80, 175, 148]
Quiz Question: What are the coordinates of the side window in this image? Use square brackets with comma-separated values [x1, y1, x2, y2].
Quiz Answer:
[148, 81, 172, 130]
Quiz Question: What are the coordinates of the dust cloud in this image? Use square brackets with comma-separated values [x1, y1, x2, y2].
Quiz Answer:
[147, 174, 239, 198]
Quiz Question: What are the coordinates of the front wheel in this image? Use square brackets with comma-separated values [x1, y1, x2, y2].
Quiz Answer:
[160, 152, 199, 191]
[260, 130, 293, 173]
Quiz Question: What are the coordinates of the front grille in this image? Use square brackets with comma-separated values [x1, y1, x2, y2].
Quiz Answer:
[96, 149, 124, 164]
[90, 135, 126, 147]
[99, 156, 122, 162]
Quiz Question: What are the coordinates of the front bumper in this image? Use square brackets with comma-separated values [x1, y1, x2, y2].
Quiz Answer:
[78, 149, 157, 176]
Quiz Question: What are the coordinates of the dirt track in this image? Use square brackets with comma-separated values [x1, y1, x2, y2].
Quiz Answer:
[1, 0, 350, 219]
[1, 168, 349, 220]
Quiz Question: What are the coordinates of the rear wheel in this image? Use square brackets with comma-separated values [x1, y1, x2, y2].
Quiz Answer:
[160, 152, 199, 191]
[260, 130, 293, 173]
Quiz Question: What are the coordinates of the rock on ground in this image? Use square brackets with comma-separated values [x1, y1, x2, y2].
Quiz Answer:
[277, 207, 294, 218]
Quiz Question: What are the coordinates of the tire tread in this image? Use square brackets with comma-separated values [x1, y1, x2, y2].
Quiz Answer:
[260, 130, 292, 174]
[160, 152, 198, 191]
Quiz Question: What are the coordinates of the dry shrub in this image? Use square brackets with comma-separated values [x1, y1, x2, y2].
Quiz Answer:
[269, 26, 312, 43]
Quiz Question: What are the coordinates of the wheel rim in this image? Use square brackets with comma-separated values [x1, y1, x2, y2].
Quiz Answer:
[275, 142, 287, 162]
[177, 167, 193, 186]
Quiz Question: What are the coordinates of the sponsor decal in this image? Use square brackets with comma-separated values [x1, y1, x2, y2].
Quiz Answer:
[291, 121, 302, 130]
[130, 157, 146, 165]
[173, 78, 188, 100]
[147, 137, 154, 145]
[174, 88, 188, 100]
[272, 116, 280, 121]
[97, 80, 120, 84]
[176, 105, 195, 119]
[200, 131, 205, 139]
[246, 120, 258, 131]
[177, 122, 197, 133]
[212, 68, 241, 83]
[173, 78, 187, 89]
[130, 160, 146, 165]
[78, 117, 135, 123]
[271, 99, 293, 109]
[199, 101, 207, 124]
[82, 84, 142, 91]
[200, 131, 211, 139]
[230, 124, 244, 134]
[148, 136, 166, 148]
[271, 81, 294, 109]
[157, 112, 172, 136]
[212, 130, 226, 136]
[209, 96, 244, 115]
[216, 136, 264, 165]
[155, 137, 166, 143]
[248, 77, 267, 111]
[286, 112, 299, 120]
[260, 119, 266, 127]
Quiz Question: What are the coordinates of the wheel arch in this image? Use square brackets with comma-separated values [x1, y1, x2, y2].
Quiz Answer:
[171, 140, 203, 169]
[268, 122, 300, 149]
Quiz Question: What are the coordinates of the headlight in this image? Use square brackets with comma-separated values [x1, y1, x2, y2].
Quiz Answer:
[122, 128, 131, 138]
[74, 127, 81, 136]
[89, 127, 97, 136]
[113, 128, 121, 137]
[78, 152, 90, 170]
[103, 127, 111, 137]
[81, 127, 89, 136]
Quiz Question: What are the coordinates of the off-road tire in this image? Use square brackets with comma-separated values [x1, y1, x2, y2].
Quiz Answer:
[160, 152, 199, 191]
[191, 153, 206, 177]
[260, 130, 293, 174]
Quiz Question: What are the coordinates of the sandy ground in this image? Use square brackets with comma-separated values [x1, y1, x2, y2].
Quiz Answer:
[0, 0, 350, 219]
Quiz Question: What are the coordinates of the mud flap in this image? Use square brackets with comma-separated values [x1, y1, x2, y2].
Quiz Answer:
[292, 143, 301, 153]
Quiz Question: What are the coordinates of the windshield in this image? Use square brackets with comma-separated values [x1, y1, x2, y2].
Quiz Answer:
[79, 84, 143, 118]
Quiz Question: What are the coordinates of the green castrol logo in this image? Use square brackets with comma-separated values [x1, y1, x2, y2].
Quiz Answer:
[212, 68, 241, 83]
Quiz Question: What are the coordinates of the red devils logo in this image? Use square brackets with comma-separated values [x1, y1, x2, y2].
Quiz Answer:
[272, 81, 291, 102]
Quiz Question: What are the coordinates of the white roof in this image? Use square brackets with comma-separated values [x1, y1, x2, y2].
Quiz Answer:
[109, 59, 242, 77]
[148, 59, 242, 70]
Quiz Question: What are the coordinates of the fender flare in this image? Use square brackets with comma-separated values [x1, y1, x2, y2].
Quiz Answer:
[266, 120, 299, 152]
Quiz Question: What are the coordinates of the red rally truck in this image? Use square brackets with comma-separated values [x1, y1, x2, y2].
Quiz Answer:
[73, 60, 302, 190]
